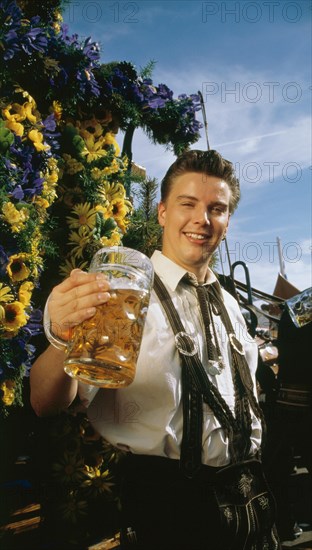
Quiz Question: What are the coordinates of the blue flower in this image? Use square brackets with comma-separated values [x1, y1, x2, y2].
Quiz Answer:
[42, 115, 61, 151]
[20, 25, 48, 55]
[82, 37, 100, 63]
[146, 96, 167, 110]
[157, 83, 173, 101]
[43, 114, 57, 133]
[0, 1, 48, 61]
[2, 30, 20, 61]
[11, 185, 24, 200]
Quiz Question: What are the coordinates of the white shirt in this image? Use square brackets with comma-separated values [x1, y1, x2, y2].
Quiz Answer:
[79, 251, 262, 467]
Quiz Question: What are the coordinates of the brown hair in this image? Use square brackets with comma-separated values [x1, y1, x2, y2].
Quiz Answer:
[160, 149, 240, 214]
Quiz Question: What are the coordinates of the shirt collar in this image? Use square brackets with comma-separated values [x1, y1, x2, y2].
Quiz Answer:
[150, 250, 223, 298]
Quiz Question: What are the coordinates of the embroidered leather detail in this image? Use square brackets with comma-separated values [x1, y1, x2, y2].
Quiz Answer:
[258, 495, 270, 510]
[223, 506, 233, 522]
[238, 472, 253, 497]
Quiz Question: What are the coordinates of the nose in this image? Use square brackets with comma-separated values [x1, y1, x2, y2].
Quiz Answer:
[194, 208, 210, 225]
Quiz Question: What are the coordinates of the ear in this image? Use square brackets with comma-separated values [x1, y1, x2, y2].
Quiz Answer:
[158, 201, 166, 227]
[225, 213, 231, 231]
[222, 214, 231, 240]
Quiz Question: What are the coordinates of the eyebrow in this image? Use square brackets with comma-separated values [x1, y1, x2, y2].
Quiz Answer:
[176, 194, 198, 201]
[176, 194, 228, 206]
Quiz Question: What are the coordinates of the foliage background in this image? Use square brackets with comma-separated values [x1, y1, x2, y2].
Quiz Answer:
[0, 0, 202, 416]
[0, 0, 202, 546]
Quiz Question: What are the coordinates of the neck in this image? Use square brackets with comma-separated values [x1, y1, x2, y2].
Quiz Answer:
[190, 264, 213, 284]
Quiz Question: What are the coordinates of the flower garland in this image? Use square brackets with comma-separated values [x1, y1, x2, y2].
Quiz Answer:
[0, 0, 203, 418]
[0, 0, 106, 416]
[0, 2, 204, 545]
[0, 88, 59, 414]
[94, 61, 203, 155]
[51, 114, 132, 279]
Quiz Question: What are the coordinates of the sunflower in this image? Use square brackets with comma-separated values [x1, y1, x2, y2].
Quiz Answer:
[7, 254, 31, 282]
[2, 301, 28, 331]
[66, 203, 97, 230]
[81, 467, 114, 499]
[78, 118, 103, 140]
[95, 204, 110, 218]
[59, 257, 88, 278]
[58, 185, 85, 209]
[0, 283, 14, 303]
[52, 451, 88, 485]
[102, 158, 120, 175]
[103, 132, 120, 156]
[58, 492, 88, 524]
[0, 380, 15, 406]
[90, 167, 103, 181]
[103, 181, 125, 203]
[95, 185, 109, 208]
[68, 227, 91, 259]
[80, 134, 107, 163]
[105, 198, 129, 233]
[99, 229, 121, 248]
[110, 197, 130, 219]
[18, 281, 34, 306]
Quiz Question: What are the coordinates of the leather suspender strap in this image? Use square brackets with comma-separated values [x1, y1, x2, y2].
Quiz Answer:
[153, 274, 203, 477]
[153, 273, 266, 474]
[180, 366, 203, 478]
[153, 273, 239, 476]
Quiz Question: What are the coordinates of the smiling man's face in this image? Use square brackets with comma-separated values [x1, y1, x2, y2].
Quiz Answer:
[158, 171, 231, 282]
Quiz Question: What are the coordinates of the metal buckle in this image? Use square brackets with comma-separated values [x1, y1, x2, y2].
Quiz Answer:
[175, 332, 198, 356]
[229, 333, 245, 356]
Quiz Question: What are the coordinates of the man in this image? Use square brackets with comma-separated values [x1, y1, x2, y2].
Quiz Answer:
[30, 150, 275, 549]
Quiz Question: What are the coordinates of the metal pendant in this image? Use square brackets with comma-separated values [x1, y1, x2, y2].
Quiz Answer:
[206, 357, 225, 376]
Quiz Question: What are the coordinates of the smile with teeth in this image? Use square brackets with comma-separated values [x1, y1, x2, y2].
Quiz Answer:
[185, 232, 208, 240]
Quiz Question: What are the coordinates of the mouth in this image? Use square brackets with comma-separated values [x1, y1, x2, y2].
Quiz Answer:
[184, 232, 210, 242]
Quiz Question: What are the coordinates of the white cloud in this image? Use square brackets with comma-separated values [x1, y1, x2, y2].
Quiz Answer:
[152, 63, 311, 186]
[299, 238, 312, 256]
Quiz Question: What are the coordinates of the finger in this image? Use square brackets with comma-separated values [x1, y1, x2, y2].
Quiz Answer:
[50, 305, 98, 340]
[51, 274, 110, 308]
[48, 272, 112, 340]
[54, 270, 108, 294]
[50, 288, 111, 322]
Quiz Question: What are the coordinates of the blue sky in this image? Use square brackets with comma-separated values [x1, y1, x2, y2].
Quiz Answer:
[63, 0, 311, 295]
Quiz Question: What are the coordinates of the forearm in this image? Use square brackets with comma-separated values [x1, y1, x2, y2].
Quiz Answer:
[30, 270, 110, 416]
[30, 345, 78, 417]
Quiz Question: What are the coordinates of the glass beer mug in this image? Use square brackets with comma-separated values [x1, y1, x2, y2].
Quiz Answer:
[64, 247, 154, 388]
[285, 287, 312, 328]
